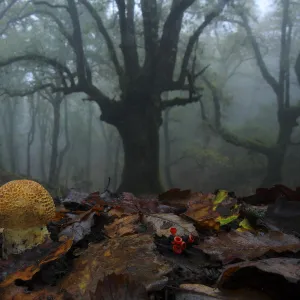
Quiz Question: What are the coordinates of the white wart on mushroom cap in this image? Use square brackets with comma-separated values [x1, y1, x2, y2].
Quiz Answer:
[0, 179, 55, 259]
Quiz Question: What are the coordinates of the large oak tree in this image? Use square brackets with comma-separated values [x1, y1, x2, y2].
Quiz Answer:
[0, 0, 230, 193]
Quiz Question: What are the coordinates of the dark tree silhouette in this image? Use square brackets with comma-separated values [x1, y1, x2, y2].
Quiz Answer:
[203, 0, 300, 187]
[0, 0, 230, 193]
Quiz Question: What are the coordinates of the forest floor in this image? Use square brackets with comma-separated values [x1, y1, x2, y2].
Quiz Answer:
[1, 175, 300, 300]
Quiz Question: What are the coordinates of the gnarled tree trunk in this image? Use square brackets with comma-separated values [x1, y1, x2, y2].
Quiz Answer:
[260, 147, 285, 187]
[114, 101, 163, 194]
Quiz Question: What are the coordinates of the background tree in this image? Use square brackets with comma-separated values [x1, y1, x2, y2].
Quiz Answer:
[26, 93, 38, 177]
[199, 0, 300, 187]
[0, 0, 230, 194]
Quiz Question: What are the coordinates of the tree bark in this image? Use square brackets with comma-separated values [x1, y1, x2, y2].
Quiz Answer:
[163, 107, 174, 188]
[38, 106, 48, 182]
[112, 137, 121, 191]
[2, 99, 18, 173]
[85, 103, 93, 183]
[26, 95, 38, 177]
[115, 104, 163, 194]
[260, 147, 285, 187]
[48, 102, 61, 186]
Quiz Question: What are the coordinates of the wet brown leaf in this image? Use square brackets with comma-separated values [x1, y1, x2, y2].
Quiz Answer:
[59, 234, 172, 297]
[1, 285, 68, 300]
[104, 214, 140, 238]
[196, 230, 300, 264]
[86, 273, 148, 300]
[142, 213, 198, 237]
[108, 207, 132, 218]
[159, 189, 209, 209]
[183, 191, 239, 230]
[184, 200, 220, 230]
[0, 238, 73, 287]
[59, 210, 97, 242]
[217, 258, 300, 300]
[179, 283, 271, 300]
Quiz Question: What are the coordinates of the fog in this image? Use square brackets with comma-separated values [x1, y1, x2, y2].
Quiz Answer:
[0, 0, 299, 195]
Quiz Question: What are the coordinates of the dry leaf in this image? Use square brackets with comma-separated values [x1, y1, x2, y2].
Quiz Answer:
[86, 273, 148, 300]
[217, 258, 300, 299]
[104, 214, 140, 238]
[142, 213, 198, 237]
[59, 234, 172, 296]
[0, 238, 73, 287]
[196, 230, 300, 264]
[179, 284, 271, 300]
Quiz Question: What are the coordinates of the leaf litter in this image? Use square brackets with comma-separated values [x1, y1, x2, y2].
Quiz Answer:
[1, 184, 300, 299]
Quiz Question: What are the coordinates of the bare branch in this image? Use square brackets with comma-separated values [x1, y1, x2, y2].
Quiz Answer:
[5, 9, 74, 45]
[1, 83, 56, 97]
[161, 95, 200, 110]
[218, 127, 270, 155]
[177, 0, 230, 86]
[140, 0, 158, 67]
[235, 9, 280, 95]
[0, 54, 75, 86]
[0, 0, 19, 20]
[295, 51, 300, 86]
[67, 0, 87, 83]
[203, 76, 270, 155]
[156, 0, 196, 84]
[115, 0, 140, 76]
[79, 0, 123, 79]
[32, 0, 68, 10]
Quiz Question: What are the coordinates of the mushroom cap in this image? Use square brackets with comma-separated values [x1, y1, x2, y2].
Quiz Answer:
[0, 179, 55, 229]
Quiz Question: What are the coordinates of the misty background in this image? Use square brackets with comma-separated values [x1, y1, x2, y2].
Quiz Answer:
[0, 0, 299, 196]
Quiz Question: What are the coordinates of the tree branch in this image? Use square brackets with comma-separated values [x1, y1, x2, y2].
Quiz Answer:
[278, 0, 290, 109]
[294, 51, 300, 86]
[10, 9, 74, 46]
[140, 0, 158, 67]
[0, 0, 19, 20]
[67, 0, 88, 84]
[236, 9, 280, 95]
[32, 1, 68, 10]
[217, 127, 270, 155]
[177, 0, 230, 86]
[79, 0, 123, 79]
[115, 0, 140, 77]
[1, 83, 56, 97]
[0, 54, 75, 86]
[203, 76, 270, 155]
[156, 0, 195, 85]
[161, 95, 200, 110]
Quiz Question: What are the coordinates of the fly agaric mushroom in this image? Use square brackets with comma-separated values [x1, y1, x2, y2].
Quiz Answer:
[0, 179, 55, 259]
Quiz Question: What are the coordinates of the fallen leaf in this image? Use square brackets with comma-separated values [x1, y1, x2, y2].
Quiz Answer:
[104, 214, 140, 238]
[179, 283, 271, 299]
[183, 190, 239, 230]
[59, 210, 96, 242]
[59, 234, 172, 297]
[183, 200, 220, 230]
[142, 213, 198, 238]
[0, 285, 69, 300]
[0, 237, 73, 287]
[217, 258, 300, 300]
[158, 188, 194, 208]
[83, 191, 107, 207]
[86, 273, 148, 300]
[240, 184, 300, 206]
[108, 207, 131, 218]
[196, 230, 300, 264]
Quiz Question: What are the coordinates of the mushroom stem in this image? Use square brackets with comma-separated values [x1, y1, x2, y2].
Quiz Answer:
[2, 226, 50, 259]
